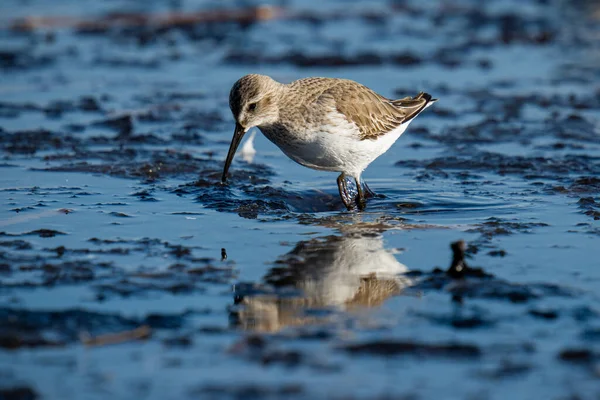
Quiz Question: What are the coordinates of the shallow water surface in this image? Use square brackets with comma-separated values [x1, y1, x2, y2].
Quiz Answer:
[1, 0, 600, 399]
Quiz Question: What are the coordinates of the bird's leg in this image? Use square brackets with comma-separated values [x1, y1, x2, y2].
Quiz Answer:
[362, 180, 376, 198]
[354, 176, 367, 211]
[337, 173, 354, 210]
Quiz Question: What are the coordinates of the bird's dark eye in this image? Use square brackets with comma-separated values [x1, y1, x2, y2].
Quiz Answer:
[248, 103, 257, 112]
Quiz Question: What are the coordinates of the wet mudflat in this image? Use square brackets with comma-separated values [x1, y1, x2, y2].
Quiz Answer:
[1, 0, 600, 398]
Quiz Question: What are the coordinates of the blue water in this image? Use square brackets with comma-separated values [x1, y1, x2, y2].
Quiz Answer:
[1, 0, 600, 398]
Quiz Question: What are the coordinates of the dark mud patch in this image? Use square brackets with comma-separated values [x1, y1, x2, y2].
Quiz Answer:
[227, 334, 340, 372]
[466, 217, 549, 244]
[546, 177, 600, 220]
[1, 109, 216, 155]
[1, 233, 234, 294]
[91, 115, 133, 136]
[1, 129, 78, 155]
[567, 177, 600, 194]
[0, 229, 66, 238]
[577, 197, 600, 220]
[221, 1, 567, 71]
[226, 49, 473, 69]
[558, 348, 596, 363]
[551, 177, 600, 196]
[557, 347, 600, 376]
[174, 175, 345, 218]
[412, 309, 495, 329]
[39, 150, 214, 181]
[11, 259, 105, 286]
[396, 152, 600, 180]
[0, 96, 102, 117]
[0, 308, 191, 349]
[444, 279, 574, 304]
[0, 47, 56, 70]
[434, 96, 600, 143]
[0, 240, 32, 251]
[190, 382, 304, 399]
[342, 340, 481, 359]
[92, 252, 236, 299]
[94, 262, 236, 299]
[0, 386, 38, 400]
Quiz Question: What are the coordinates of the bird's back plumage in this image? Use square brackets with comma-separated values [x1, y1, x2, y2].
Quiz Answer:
[280, 77, 436, 141]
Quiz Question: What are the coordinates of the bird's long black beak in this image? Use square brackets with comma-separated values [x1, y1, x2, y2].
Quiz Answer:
[221, 122, 246, 183]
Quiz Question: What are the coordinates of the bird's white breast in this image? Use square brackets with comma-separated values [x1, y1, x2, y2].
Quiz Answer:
[261, 113, 411, 177]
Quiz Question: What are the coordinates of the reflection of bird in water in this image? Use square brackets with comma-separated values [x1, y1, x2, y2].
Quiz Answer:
[232, 226, 411, 332]
[240, 130, 257, 164]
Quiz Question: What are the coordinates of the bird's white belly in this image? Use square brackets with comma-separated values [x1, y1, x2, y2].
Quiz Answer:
[262, 122, 410, 177]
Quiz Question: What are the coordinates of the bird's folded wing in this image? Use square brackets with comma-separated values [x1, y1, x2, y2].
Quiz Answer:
[317, 83, 431, 140]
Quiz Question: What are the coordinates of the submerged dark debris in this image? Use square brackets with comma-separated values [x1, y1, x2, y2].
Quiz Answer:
[342, 340, 481, 358]
[0, 387, 38, 400]
[409, 240, 575, 304]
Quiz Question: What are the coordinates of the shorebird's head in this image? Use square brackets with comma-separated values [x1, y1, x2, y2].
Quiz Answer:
[222, 74, 281, 183]
[229, 74, 280, 130]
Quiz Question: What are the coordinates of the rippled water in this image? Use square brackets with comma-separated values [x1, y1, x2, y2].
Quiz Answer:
[1, 0, 600, 398]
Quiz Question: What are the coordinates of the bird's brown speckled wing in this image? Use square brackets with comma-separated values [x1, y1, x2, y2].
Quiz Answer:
[315, 80, 434, 140]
